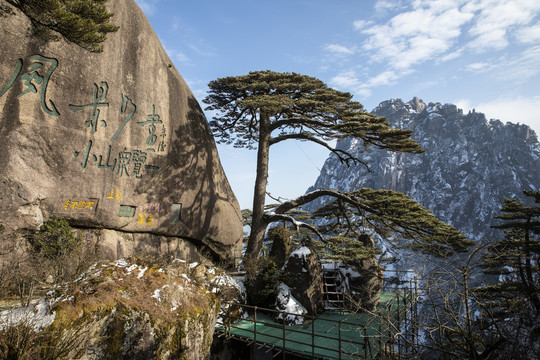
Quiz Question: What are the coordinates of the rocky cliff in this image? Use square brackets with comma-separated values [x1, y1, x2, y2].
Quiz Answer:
[307, 97, 540, 242]
[0, 0, 243, 262]
[0, 258, 248, 360]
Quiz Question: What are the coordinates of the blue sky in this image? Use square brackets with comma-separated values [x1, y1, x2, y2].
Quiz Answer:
[134, 0, 540, 210]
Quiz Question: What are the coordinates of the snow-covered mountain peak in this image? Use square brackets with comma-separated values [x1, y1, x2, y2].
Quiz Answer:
[307, 97, 540, 242]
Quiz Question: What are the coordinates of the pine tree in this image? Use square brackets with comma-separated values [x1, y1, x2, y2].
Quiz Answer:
[204, 71, 424, 260]
[276, 188, 472, 257]
[474, 190, 540, 358]
[479, 190, 540, 316]
[6, 0, 119, 52]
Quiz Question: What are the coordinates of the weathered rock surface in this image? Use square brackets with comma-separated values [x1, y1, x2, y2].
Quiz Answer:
[0, 0, 243, 262]
[282, 246, 324, 315]
[1, 259, 224, 360]
[345, 258, 383, 312]
[307, 97, 540, 243]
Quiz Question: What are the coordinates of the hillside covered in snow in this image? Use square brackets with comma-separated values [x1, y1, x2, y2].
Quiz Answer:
[306, 97, 540, 242]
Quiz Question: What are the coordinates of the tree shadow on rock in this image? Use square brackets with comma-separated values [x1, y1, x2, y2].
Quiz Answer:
[134, 95, 240, 265]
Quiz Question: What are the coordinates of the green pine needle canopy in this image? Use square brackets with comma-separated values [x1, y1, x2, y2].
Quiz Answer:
[6, 0, 119, 53]
[204, 70, 441, 260]
[204, 70, 423, 168]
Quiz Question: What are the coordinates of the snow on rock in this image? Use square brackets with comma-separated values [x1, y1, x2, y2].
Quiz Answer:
[275, 284, 307, 325]
[283, 245, 311, 270]
[210, 273, 246, 298]
[209, 271, 247, 323]
[1, 258, 220, 359]
[305, 97, 540, 273]
[0, 256, 254, 359]
[290, 246, 311, 258]
[0, 298, 56, 332]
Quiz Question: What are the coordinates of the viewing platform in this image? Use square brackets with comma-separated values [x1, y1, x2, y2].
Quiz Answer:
[216, 271, 418, 359]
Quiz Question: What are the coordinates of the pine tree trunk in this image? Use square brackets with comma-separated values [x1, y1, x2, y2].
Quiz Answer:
[246, 112, 271, 260]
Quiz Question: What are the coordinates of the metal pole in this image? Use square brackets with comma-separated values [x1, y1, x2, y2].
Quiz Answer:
[378, 311, 382, 355]
[338, 319, 342, 360]
[364, 326, 368, 359]
[253, 306, 257, 360]
[415, 276, 419, 351]
[282, 314, 286, 360]
[312, 315, 315, 358]
[397, 294, 401, 358]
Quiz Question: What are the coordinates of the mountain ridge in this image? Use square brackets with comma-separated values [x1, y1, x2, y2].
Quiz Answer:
[307, 97, 540, 241]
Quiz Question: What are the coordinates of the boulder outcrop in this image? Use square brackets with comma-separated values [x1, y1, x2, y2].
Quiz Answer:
[1, 259, 223, 360]
[0, 0, 243, 262]
[345, 258, 383, 312]
[282, 246, 324, 315]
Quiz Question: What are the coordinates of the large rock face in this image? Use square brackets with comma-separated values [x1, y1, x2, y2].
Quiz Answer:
[0, 0, 243, 262]
[307, 97, 540, 242]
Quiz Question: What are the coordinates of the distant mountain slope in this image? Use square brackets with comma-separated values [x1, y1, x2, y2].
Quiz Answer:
[306, 97, 540, 241]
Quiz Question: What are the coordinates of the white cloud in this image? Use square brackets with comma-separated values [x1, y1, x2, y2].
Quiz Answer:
[170, 16, 180, 32]
[162, 41, 216, 68]
[439, 48, 463, 62]
[374, 0, 407, 13]
[340, 0, 540, 97]
[330, 69, 405, 98]
[516, 21, 540, 44]
[330, 70, 363, 90]
[464, 0, 540, 51]
[464, 46, 540, 82]
[353, 20, 373, 31]
[187, 43, 216, 57]
[163, 45, 190, 65]
[501, 46, 540, 81]
[465, 61, 493, 72]
[455, 96, 540, 135]
[323, 44, 355, 55]
[361, 5, 473, 70]
[317, 1, 540, 106]
[189, 87, 208, 101]
[365, 70, 400, 87]
[412, 0, 466, 12]
[502, 46, 540, 82]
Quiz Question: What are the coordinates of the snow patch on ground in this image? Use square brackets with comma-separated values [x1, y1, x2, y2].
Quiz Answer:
[137, 266, 148, 279]
[0, 298, 56, 332]
[152, 288, 162, 302]
[115, 258, 129, 267]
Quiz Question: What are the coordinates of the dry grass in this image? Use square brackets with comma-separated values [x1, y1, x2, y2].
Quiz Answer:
[1, 257, 224, 359]
[51, 259, 217, 329]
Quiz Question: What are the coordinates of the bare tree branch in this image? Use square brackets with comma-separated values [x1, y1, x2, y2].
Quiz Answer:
[262, 213, 324, 241]
[267, 189, 366, 215]
[270, 133, 370, 169]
